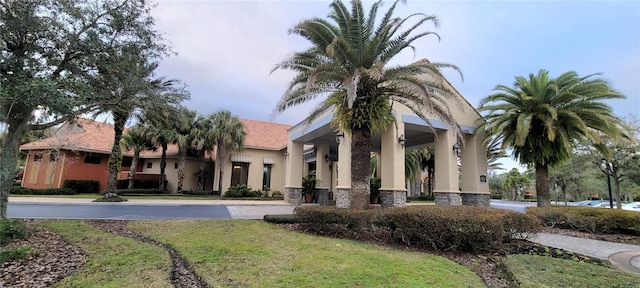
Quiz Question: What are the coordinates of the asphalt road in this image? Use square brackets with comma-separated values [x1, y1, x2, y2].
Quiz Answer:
[7, 203, 232, 220]
[490, 200, 537, 212]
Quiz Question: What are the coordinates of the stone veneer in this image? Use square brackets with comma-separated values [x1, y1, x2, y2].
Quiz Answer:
[380, 190, 406, 208]
[335, 188, 351, 208]
[285, 187, 302, 206]
[315, 188, 330, 206]
[461, 193, 491, 207]
[434, 192, 462, 205]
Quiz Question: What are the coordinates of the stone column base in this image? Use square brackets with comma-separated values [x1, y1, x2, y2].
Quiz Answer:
[380, 190, 407, 208]
[434, 191, 462, 205]
[285, 187, 302, 206]
[461, 193, 491, 207]
[315, 188, 330, 205]
[335, 188, 351, 208]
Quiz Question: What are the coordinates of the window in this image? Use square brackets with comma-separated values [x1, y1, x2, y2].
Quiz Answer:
[84, 156, 101, 164]
[174, 162, 179, 169]
[262, 165, 272, 190]
[231, 162, 249, 186]
[146, 162, 153, 169]
[33, 154, 43, 162]
[49, 152, 58, 162]
[121, 157, 133, 168]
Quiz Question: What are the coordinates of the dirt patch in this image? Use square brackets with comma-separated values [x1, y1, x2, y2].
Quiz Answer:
[0, 220, 86, 288]
[87, 220, 210, 288]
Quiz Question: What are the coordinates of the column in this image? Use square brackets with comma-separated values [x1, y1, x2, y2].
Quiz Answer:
[460, 134, 490, 206]
[379, 120, 406, 208]
[335, 131, 351, 208]
[284, 140, 304, 205]
[315, 144, 331, 205]
[433, 129, 461, 205]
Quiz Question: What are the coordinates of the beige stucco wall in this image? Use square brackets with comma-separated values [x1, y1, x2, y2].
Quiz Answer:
[141, 158, 214, 193]
[214, 148, 286, 195]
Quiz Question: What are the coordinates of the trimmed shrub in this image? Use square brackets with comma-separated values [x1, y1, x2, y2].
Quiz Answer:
[263, 214, 299, 224]
[225, 184, 261, 198]
[527, 207, 640, 235]
[63, 180, 100, 194]
[116, 179, 165, 189]
[117, 189, 165, 195]
[9, 186, 75, 195]
[182, 190, 214, 196]
[0, 247, 36, 264]
[293, 205, 539, 253]
[0, 219, 26, 245]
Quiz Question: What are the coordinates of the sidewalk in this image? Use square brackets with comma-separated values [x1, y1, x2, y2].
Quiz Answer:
[532, 233, 640, 274]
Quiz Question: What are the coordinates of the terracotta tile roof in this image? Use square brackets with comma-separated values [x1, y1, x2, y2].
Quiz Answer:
[19, 117, 291, 158]
[19, 118, 131, 155]
[240, 118, 291, 150]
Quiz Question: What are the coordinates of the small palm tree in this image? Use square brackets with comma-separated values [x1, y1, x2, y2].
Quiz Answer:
[121, 124, 156, 189]
[478, 70, 624, 207]
[272, 0, 464, 209]
[209, 110, 246, 195]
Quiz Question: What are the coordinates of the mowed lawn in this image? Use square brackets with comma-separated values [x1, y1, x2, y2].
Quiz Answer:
[129, 220, 484, 288]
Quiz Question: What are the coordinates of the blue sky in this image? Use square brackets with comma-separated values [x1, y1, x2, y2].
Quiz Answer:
[151, 0, 640, 171]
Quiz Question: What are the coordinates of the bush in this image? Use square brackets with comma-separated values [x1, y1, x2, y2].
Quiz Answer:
[63, 180, 100, 194]
[225, 184, 261, 198]
[527, 207, 640, 235]
[0, 247, 36, 264]
[0, 219, 26, 245]
[182, 190, 214, 196]
[117, 189, 166, 195]
[293, 205, 539, 253]
[271, 190, 283, 198]
[9, 186, 76, 195]
[263, 214, 299, 224]
[116, 179, 165, 189]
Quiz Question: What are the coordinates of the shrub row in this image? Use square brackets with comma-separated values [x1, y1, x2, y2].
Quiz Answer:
[1, 219, 26, 245]
[116, 189, 166, 195]
[294, 205, 539, 253]
[224, 185, 282, 198]
[526, 207, 640, 235]
[116, 179, 165, 190]
[10, 186, 75, 195]
[263, 214, 299, 224]
[62, 180, 100, 194]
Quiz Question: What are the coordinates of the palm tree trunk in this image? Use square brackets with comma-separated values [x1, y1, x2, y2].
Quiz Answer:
[106, 114, 127, 194]
[127, 151, 140, 190]
[351, 128, 371, 209]
[217, 146, 226, 196]
[197, 153, 205, 191]
[176, 146, 186, 194]
[159, 142, 167, 191]
[613, 175, 622, 209]
[535, 163, 551, 207]
[0, 118, 29, 218]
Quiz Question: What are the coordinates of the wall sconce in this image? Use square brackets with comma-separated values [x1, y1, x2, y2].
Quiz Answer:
[336, 132, 344, 144]
[324, 154, 330, 163]
[283, 151, 289, 159]
[452, 143, 461, 156]
[398, 134, 406, 148]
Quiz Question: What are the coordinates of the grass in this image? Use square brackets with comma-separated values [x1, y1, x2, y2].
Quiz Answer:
[502, 254, 640, 288]
[129, 220, 484, 288]
[40, 220, 173, 288]
[0, 247, 37, 263]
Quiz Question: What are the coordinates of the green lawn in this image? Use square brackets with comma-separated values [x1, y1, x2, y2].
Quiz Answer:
[502, 254, 640, 288]
[129, 220, 484, 288]
[41, 220, 172, 288]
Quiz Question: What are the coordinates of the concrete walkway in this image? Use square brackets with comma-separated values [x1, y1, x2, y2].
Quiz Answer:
[532, 233, 640, 274]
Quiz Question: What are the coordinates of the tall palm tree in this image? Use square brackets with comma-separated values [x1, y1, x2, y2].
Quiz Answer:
[190, 115, 215, 191]
[478, 70, 624, 207]
[272, 0, 464, 209]
[209, 110, 246, 195]
[486, 136, 506, 172]
[89, 46, 188, 196]
[120, 124, 156, 189]
[172, 108, 198, 194]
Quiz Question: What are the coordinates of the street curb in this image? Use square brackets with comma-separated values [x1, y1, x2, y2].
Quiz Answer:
[608, 251, 640, 275]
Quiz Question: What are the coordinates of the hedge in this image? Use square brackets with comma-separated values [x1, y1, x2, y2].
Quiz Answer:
[63, 180, 100, 194]
[263, 214, 299, 224]
[9, 186, 76, 195]
[116, 189, 166, 195]
[527, 206, 640, 235]
[294, 205, 539, 253]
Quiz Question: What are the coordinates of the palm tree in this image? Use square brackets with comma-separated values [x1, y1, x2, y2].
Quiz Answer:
[478, 70, 624, 207]
[89, 46, 188, 196]
[272, 0, 464, 209]
[120, 124, 156, 189]
[190, 115, 215, 191]
[172, 108, 198, 194]
[486, 136, 506, 172]
[209, 110, 246, 195]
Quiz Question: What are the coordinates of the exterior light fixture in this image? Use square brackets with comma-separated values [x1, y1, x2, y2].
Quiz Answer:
[452, 143, 461, 156]
[336, 132, 344, 144]
[398, 134, 406, 148]
[324, 154, 330, 163]
[283, 151, 289, 159]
